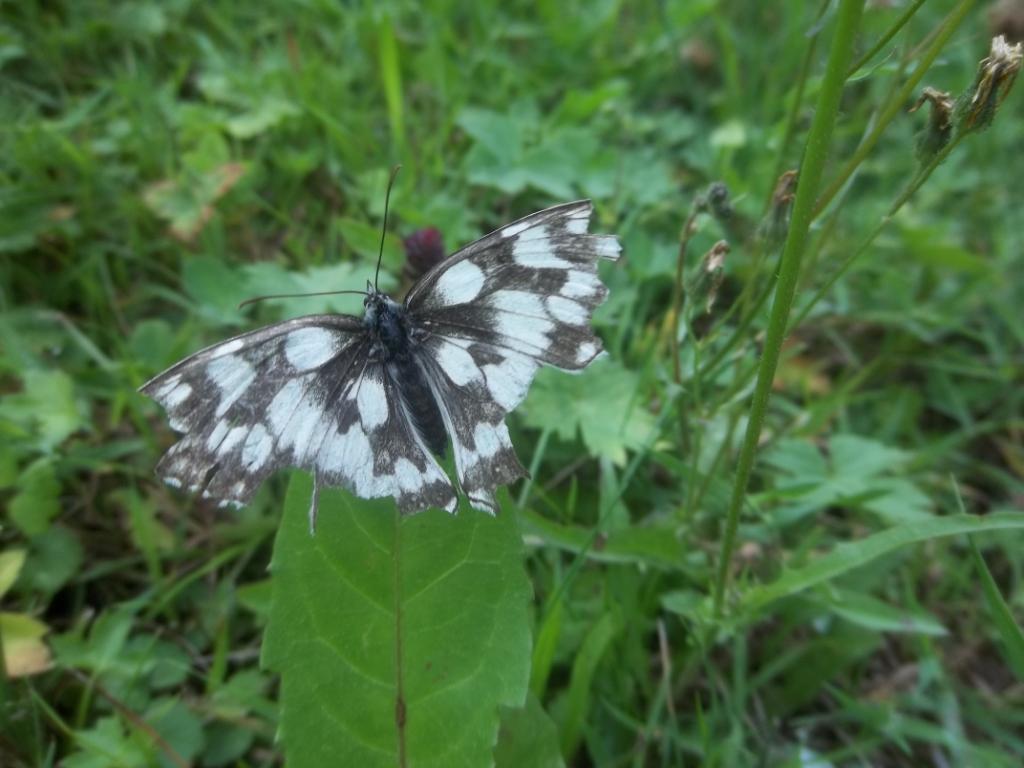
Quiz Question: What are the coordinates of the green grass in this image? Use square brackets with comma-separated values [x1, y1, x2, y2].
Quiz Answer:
[2, 1, 1023, 766]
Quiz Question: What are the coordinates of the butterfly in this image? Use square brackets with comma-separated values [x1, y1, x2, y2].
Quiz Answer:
[140, 199, 621, 528]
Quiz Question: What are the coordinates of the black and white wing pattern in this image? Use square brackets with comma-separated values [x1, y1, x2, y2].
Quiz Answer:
[140, 315, 456, 524]
[406, 200, 621, 512]
[141, 199, 620, 520]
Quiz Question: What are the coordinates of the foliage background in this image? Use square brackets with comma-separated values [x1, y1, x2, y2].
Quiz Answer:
[2, 1, 1023, 766]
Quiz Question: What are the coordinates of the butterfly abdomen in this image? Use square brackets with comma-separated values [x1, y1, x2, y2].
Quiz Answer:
[389, 354, 448, 458]
[368, 293, 448, 458]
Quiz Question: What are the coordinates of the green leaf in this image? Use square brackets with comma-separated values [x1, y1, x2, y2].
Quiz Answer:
[494, 694, 565, 768]
[241, 261, 367, 318]
[522, 358, 654, 465]
[144, 698, 204, 767]
[263, 475, 532, 767]
[969, 537, 1024, 680]
[0, 369, 86, 451]
[457, 107, 526, 160]
[0, 549, 26, 598]
[741, 512, 1024, 612]
[225, 97, 299, 139]
[334, 216, 404, 270]
[8, 459, 61, 536]
[64, 717, 152, 768]
[142, 163, 246, 241]
[21, 525, 83, 595]
[763, 434, 931, 525]
[202, 722, 255, 768]
[816, 588, 947, 636]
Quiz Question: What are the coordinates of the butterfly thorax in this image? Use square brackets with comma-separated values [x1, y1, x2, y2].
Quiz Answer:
[363, 291, 448, 458]
[363, 293, 411, 359]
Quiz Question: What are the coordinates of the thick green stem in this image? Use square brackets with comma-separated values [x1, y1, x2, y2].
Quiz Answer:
[711, 0, 865, 617]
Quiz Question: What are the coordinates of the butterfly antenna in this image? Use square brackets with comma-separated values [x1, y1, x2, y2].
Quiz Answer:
[374, 164, 402, 292]
[238, 289, 368, 310]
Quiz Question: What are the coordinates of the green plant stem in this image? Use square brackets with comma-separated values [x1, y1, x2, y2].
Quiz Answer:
[846, 0, 927, 77]
[711, 0, 864, 618]
[813, 0, 977, 218]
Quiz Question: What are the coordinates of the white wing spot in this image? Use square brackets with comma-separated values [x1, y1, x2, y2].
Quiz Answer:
[483, 352, 538, 411]
[576, 341, 598, 365]
[285, 327, 339, 371]
[435, 340, 483, 386]
[394, 458, 424, 492]
[242, 423, 273, 470]
[489, 290, 547, 319]
[473, 422, 506, 460]
[216, 339, 244, 356]
[545, 295, 588, 325]
[268, 378, 305, 434]
[560, 270, 602, 299]
[565, 211, 590, 235]
[155, 376, 181, 399]
[218, 426, 248, 456]
[495, 312, 553, 354]
[513, 227, 573, 270]
[206, 355, 256, 418]
[595, 236, 621, 260]
[500, 219, 533, 238]
[319, 424, 369, 479]
[283, 392, 324, 461]
[207, 419, 229, 450]
[356, 377, 388, 430]
[434, 260, 485, 305]
[164, 382, 192, 408]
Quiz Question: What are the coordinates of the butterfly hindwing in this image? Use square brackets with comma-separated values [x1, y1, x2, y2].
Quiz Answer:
[416, 335, 528, 513]
[317, 362, 456, 514]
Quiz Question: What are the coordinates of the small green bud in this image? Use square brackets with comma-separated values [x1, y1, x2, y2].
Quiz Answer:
[909, 87, 954, 162]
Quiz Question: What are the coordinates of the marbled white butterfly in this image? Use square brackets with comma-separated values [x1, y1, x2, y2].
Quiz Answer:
[140, 199, 620, 527]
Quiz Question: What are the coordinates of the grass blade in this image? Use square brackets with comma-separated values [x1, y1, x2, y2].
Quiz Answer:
[740, 512, 1024, 612]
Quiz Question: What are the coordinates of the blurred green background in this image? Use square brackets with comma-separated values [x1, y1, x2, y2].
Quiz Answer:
[2, 1, 1023, 766]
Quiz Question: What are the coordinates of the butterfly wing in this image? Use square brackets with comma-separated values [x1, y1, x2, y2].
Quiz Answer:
[405, 200, 621, 512]
[139, 315, 456, 518]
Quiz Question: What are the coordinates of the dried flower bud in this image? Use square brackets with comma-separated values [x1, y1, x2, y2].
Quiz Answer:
[909, 87, 954, 162]
[954, 35, 1023, 135]
[687, 240, 729, 314]
[757, 169, 797, 245]
[402, 227, 445, 283]
[705, 182, 734, 225]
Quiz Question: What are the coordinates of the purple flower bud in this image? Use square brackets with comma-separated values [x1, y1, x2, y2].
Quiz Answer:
[403, 227, 446, 281]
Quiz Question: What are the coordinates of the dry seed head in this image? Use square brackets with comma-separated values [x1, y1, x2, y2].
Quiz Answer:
[954, 35, 1023, 135]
